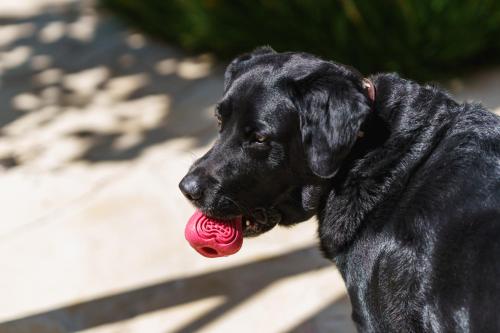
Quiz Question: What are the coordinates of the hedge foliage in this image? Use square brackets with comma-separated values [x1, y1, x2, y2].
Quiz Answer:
[103, 0, 500, 79]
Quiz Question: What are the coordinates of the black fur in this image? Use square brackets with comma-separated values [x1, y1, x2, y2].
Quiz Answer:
[179, 48, 500, 332]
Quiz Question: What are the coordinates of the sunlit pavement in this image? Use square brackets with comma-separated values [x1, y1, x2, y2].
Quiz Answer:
[0, 1, 499, 332]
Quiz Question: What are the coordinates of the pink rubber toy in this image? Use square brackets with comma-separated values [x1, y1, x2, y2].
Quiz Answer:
[185, 210, 243, 258]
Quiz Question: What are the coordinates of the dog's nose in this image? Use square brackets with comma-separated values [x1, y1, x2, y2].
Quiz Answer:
[179, 174, 204, 202]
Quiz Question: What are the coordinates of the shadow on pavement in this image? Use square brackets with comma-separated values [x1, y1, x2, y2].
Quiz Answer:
[287, 295, 354, 333]
[0, 245, 354, 333]
[0, 0, 221, 170]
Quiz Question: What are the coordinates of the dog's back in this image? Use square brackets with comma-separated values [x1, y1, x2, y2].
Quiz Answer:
[423, 102, 500, 332]
[327, 74, 500, 332]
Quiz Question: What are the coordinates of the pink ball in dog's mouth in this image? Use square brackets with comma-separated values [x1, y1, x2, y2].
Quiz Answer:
[184, 210, 243, 258]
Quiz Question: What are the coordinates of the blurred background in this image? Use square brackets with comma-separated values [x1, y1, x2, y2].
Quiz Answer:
[0, 0, 499, 332]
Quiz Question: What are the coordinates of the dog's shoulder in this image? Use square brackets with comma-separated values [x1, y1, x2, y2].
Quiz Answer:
[319, 72, 500, 256]
[323, 73, 500, 331]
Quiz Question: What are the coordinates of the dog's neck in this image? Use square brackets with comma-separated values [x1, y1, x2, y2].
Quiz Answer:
[317, 73, 459, 257]
[369, 73, 459, 131]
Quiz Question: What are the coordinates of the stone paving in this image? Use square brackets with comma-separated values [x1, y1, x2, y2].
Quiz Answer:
[0, 1, 499, 332]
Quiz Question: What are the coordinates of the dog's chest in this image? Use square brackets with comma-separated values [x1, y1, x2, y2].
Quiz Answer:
[334, 232, 426, 332]
[334, 234, 385, 331]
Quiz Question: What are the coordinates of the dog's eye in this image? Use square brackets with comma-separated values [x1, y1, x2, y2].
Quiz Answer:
[254, 133, 267, 144]
[246, 132, 270, 152]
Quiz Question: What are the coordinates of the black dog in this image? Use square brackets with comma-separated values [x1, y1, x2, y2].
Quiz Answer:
[179, 47, 500, 332]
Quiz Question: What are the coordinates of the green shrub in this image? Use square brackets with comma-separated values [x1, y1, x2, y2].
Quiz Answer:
[102, 0, 500, 79]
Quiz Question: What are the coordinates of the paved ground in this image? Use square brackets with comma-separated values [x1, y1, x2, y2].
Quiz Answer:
[0, 1, 499, 333]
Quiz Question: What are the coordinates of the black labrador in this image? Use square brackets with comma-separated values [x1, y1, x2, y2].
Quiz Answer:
[179, 47, 500, 332]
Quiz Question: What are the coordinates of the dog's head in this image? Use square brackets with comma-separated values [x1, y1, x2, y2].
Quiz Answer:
[179, 47, 371, 237]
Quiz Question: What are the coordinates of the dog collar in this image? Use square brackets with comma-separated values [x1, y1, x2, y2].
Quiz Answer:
[362, 78, 376, 103]
[358, 78, 376, 139]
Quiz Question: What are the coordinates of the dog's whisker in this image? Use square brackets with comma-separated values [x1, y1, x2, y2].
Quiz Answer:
[222, 195, 251, 216]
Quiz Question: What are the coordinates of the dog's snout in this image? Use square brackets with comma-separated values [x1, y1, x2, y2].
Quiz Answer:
[179, 174, 204, 202]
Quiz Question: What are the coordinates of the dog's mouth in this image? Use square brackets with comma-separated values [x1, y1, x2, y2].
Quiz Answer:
[242, 207, 282, 237]
[202, 206, 281, 238]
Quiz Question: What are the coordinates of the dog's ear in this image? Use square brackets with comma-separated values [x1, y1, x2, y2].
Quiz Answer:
[290, 62, 370, 178]
[224, 46, 276, 92]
